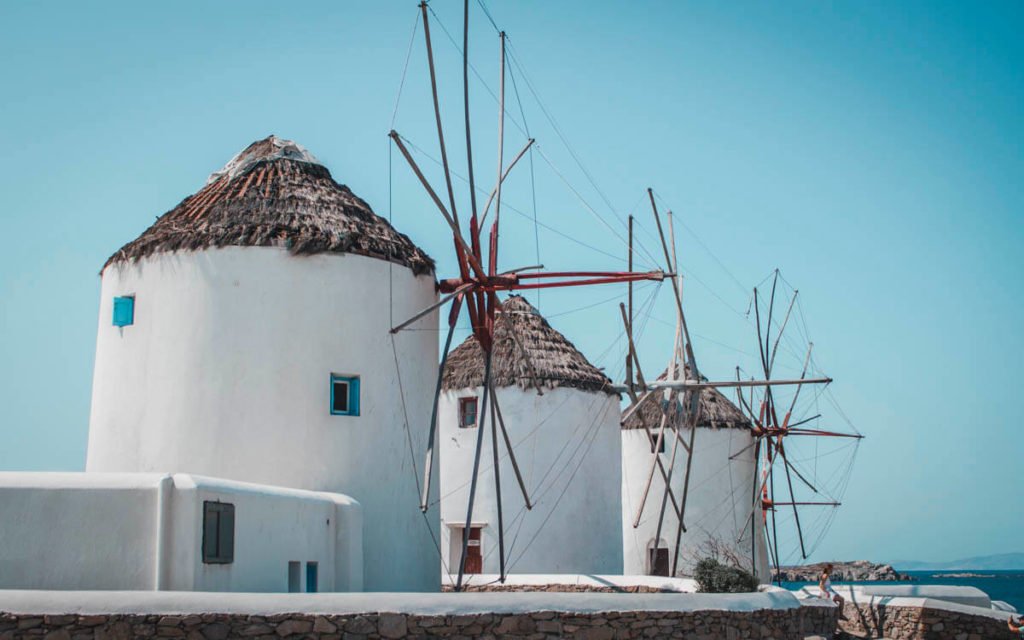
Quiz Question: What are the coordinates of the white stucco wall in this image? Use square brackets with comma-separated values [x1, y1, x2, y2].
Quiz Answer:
[0, 472, 361, 592]
[621, 426, 770, 582]
[86, 247, 439, 591]
[438, 386, 623, 577]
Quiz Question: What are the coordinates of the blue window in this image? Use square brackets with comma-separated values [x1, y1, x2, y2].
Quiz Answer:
[112, 296, 135, 327]
[330, 375, 360, 416]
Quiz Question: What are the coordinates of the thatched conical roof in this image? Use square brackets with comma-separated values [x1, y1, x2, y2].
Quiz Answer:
[104, 136, 434, 275]
[441, 295, 616, 396]
[622, 367, 751, 430]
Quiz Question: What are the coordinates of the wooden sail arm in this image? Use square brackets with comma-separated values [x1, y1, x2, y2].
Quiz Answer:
[612, 376, 832, 394]
[389, 131, 488, 279]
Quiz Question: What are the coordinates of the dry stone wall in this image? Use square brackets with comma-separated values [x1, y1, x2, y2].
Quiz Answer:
[441, 586, 671, 594]
[0, 607, 836, 640]
[840, 601, 1010, 640]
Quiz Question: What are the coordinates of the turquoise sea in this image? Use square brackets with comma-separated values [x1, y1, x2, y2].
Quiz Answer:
[782, 570, 1024, 613]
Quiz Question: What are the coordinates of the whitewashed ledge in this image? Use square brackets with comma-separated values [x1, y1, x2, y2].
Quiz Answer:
[0, 589, 801, 616]
[791, 584, 1014, 618]
[443, 573, 699, 593]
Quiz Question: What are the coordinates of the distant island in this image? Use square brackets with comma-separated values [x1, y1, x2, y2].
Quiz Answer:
[773, 560, 912, 582]
[892, 552, 1024, 572]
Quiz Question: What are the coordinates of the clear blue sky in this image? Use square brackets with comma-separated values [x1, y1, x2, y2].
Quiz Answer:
[1, 1, 1020, 567]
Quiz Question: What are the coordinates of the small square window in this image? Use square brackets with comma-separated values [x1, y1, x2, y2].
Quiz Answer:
[459, 396, 478, 429]
[112, 296, 135, 327]
[202, 501, 234, 564]
[331, 375, 360, 416]
[649, 432, 665, 454]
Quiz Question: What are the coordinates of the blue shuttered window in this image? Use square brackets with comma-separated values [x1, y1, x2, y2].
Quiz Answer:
[112, 296, 135, 327]
[330, 375, 360, 416]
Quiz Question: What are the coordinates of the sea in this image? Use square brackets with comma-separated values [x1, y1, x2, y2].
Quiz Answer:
[782, 570, 1024, 613]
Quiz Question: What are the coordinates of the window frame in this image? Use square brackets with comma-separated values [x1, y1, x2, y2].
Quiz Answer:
[458, 396, 478, 429]
[112, 295, 135, 327]
[330, 374, 360, 416]
[201, 501, 235, 564]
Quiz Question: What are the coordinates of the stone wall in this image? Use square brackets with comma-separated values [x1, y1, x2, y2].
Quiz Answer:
[840, 601, 1009, 639]
[0, 607, 837, 640]
[442, 585, 671, 593]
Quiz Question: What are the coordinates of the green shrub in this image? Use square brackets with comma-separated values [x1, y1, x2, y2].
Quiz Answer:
[694, 558, 759, 593]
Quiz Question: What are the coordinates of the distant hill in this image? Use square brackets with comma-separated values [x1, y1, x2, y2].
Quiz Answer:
[893, 552, 1024, 571]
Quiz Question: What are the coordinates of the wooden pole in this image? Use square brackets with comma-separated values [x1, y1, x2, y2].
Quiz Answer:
[619, 303, 646, 391]
[612, 377, 832, 393]
[480, 138, 535, 227]
[652, 393, 681, 554]
[389, 132, 487, 279]
[670, 274, 699, 576]
[421, 296, 464, 511]
[391, 283, 473, 334]
[632, 311, 684, 529]
[782, 343, 814, 428]
[632, 399, 672, 528]
[765, 270, 778, 373]
[420, 2, 461, 236]
[488, 32, 506, 278]
[627, 216, 634, 390]
[781, 442, 808, 559]
[750, 439, 761, 575]
[770, 453, 780, 582]
[767, 291, 798, 375]
[462, 0, 479, 222]
[489, 383, 532, 509]
[456, 354, 492, 590]
[490, 386, 506, 580]
[647, 189, 699, 379]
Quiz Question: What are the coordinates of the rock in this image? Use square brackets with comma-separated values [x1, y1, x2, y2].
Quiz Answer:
[96, 622, 133, 640]
[772, 560, 911, 582]
[576, 627, 613, 640]
[378, 614, 408, 639]
[200, 623, 230, 640]
[345, 617, 376, 635]
[275, 619, 313, 636]
[313, 617, 338, 634]
[238, 625, 273, 637]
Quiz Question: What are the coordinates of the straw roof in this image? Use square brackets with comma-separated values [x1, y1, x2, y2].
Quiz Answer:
[621, 367, 751, 430]
[441, 295, 616, 396]
[103, 136, 434, 275]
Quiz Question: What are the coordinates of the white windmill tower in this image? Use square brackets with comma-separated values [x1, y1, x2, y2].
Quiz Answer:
[86, 135, 441, 591]
[436, 295, 623, 581]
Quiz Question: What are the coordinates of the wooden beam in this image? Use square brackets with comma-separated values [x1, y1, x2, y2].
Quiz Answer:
[420, 296, 464, 511]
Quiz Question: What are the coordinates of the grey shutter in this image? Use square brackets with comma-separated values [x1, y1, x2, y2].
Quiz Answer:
[219, 503, 235, 563]
[202, 502, 218, 562]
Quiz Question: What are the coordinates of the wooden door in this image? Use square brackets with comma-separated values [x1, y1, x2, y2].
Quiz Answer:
[465, 527, 482, 574]
[649, 547, 670, 576]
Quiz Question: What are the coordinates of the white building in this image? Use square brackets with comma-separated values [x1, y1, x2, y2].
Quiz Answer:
[437, 295, 623, 579]
[621, 372, 771, 582]
[0, 136, 441, 592]
[0, 473, 361, 592]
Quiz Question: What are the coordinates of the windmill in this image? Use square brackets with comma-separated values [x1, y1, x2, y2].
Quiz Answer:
[732, 271, 864, 580]
[387, 1, 669, 591]
[616, 194, 840, 580]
